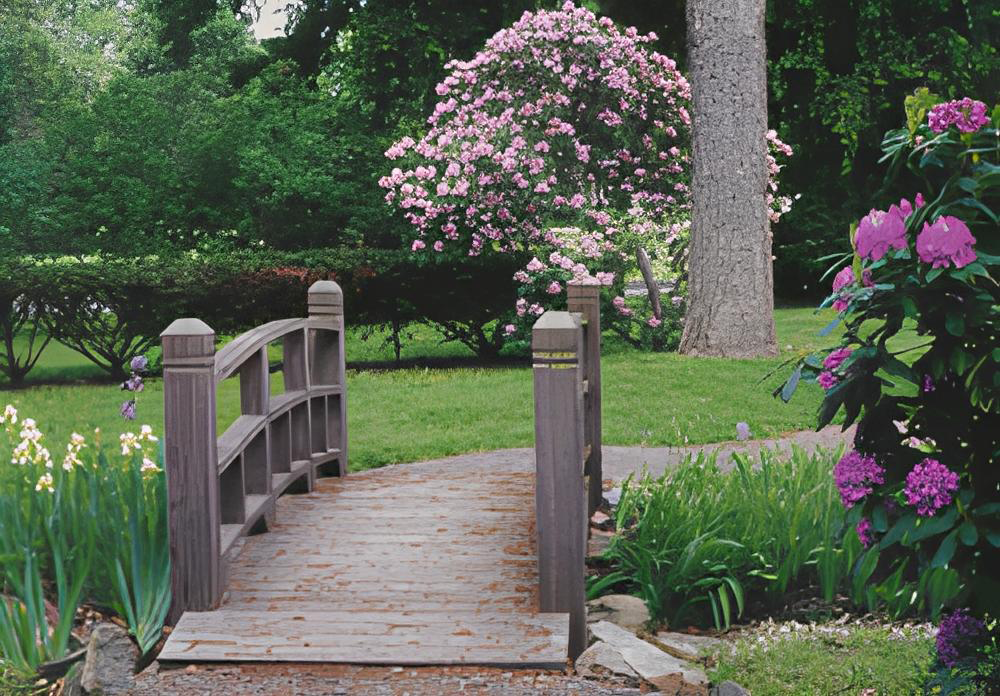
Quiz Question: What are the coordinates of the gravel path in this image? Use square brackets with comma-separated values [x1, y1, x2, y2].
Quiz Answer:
[132, 664, 644, 695]
[130, 428, 852, 695]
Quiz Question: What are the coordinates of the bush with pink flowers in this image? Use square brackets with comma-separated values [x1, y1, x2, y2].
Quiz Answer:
[380, 2, 791, 347]
[778, 91, 999, 634]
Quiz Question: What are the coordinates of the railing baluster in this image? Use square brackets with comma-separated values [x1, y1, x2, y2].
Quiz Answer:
[532, 310, 587, 660]
[309, 281, 348, 477]
[161, 318, 221, 622]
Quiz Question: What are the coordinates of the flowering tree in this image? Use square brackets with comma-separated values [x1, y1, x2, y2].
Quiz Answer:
[380, 2, 790, 346]
[778, 94, 999, 682]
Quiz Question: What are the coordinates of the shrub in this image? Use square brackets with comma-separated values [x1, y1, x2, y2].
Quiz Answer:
[777, 95, 999, 620]
[600, 447, 856, 629]
[380, 2, 792, 342]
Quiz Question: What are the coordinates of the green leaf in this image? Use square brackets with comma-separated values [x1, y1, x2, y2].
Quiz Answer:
[931, 530, 958, 568]
[958, 521, 978, 546]
[987, 532, 1000, 548]
[908, 507, 957, 543]
[872, 504, 888, 532]
[880, 512, 916, 548]
[945, 314, 965, 337]
[781, 365, 802, 403]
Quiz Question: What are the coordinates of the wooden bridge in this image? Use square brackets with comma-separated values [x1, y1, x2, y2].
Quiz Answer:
[157, 282, 603, 667]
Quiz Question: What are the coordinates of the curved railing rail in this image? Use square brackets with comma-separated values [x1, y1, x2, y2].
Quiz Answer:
[161, 281, 348, 621]
[531, 283, 602, 660]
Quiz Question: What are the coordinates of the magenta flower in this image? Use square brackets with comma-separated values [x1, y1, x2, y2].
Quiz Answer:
[823, 347, 853, 371]
[854, 206, 908, 261]
[916, 215, 977, 269]
[856, 517, 874, 548]
[936, 609, 987, 667]
[833, 450, 885, 508]
[818, 371, 839, 390]
[904, 458, 960, 516]
[928, 98, 990, 134]
[411, 239, 426, 251]
[831, 267, 855, 312]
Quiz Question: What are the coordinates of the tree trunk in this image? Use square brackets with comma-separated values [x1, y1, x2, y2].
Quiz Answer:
[679, 0, 778, 357]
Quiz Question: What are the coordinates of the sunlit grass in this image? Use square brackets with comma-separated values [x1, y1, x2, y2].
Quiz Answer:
[0, 307, 889, 470]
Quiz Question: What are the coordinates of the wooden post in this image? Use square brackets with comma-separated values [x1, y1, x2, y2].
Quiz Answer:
[532, 311, 587, 660]
[567, 283, 603, 518]
[309, 280, 348, 476]
[161, 318, 221, 623]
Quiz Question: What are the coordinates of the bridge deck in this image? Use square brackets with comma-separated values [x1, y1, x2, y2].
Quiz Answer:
[159, 451, 570, 667]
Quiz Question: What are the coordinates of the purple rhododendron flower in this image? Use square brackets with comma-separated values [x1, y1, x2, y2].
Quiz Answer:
[831, 267, 855, 312]
[923, 375, 935, 393]
[916, 215, 977, 269]
[130, 355, 148, 372]
[833, 450, 885, 508]
[823, 347, 853, 371]
[928, 98, 990, 134]
[904, 458, 960, 516]
[936, 609, 987, 667]
[736, 422, 751, 441]
[122, 375, 144, 393]
[856, 517, 874, 548]
[818, 370, 839, 390]
[854, 206, 908, 261]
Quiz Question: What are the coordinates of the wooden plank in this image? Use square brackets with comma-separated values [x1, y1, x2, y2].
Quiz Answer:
[160, 610, 568, 667]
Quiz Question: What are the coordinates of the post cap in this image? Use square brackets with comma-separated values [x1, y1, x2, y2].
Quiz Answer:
[308, 280, 343, 316]
[532, 310, 582, 354]
[161, 317, 214, 338]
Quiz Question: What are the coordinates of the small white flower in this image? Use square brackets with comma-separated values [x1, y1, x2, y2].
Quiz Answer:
[139, 425, 158, 442]
[141, 457, 160, 473]
[35, 472, 54, 493]
[2, 404, 16, 425]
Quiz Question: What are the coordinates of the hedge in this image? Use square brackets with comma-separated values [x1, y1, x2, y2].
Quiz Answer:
[0, 248, 522, 384]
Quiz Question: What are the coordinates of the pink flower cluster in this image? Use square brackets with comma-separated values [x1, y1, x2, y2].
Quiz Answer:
[916, 215, 977, 269]
[833, 450, 885, 508]
[904, 458, 960, 517]
[855, 206, 908, 261]
[927, 98, 990, 134]
[380, 2, 792, 334]
[855, 517, 874, 548]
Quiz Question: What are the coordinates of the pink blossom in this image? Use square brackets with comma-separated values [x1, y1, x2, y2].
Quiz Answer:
[647, 317, 661, 328]
[823, 347, 852, 370]
[433, 241, 444, 252]
[513, 270, 530, 283]
[503, 323, 517, 336]
[526, 257, 546, 272]
[595, 271, 614, 285]
[928, 98, 989, 134]
[916, 215, 977, 269]
[411, 240, 426, 251]
[546, 281, 562, 294]
[854, 206, 908, 261]
[818, 371, 839, 390]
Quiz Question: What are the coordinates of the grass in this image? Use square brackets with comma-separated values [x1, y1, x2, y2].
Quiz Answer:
[0, 307, 862, 470]
[709, 622, 935, 695]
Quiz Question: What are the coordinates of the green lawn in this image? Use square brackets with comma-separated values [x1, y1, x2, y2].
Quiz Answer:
[710, 622, 935, 696]
[1, 307, 854, 470]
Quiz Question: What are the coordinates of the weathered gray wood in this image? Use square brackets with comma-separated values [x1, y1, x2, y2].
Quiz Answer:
[567, 283, 603, 518]
[160, 610, 568, 667]
[282, 328, 309, 392]
[308, 280, 347, 475]
[161, 318, 222, 622]
[269, 413, 291, 474]
[214, 318, 306, 383]
[531, 311, 587, 660]
[160, 459, 569, 666]
[239, 347, 269, 416]
[243, 431, 270, 496]
[309, 397, 327, 455]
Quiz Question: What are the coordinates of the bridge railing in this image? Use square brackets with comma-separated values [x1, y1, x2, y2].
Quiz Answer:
[531, 282, 602, 660]
[161, 280, 348, 621]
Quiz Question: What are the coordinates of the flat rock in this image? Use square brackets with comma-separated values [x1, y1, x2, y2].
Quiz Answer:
[654, 631, 722, 660]
[586, 595, 650, 632]
[710, 681, 750, 696]
[575, 641, 639, 682]
[589, 620, 708, 689]
[79, 623, 138, 695]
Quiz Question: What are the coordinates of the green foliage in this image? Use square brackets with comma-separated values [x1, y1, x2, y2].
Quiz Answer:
[765, 0, 1000, 297]
[602, 447, 853, 629]
[0, 410, 169, 671]
[778, 94, 1000, 620]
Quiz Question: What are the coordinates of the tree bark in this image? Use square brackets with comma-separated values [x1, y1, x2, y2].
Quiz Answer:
[679, 0, 778, 357]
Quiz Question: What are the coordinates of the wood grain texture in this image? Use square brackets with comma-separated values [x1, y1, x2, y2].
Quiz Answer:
[161, 455, 569, 667]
